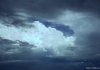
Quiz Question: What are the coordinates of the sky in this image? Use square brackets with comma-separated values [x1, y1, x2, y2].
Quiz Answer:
[0, 0, 100, 61]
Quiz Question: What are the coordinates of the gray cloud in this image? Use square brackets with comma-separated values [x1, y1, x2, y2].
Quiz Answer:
[0, 0, 100, 27]
[0, 37, 38, 61]
[0, 0, 100, 61]
[0, 0, 100, 19]
[56, 10, 100, 60]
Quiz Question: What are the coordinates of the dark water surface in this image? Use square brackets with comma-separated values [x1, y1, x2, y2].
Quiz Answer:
[0, 60, 100, 70]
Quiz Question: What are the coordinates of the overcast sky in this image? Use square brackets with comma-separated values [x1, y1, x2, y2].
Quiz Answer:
[0, 0, 100, 61]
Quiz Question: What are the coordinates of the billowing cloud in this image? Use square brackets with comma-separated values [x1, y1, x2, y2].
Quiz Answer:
[0, 20, 75, 58]
[0, 0, 100, 61]
[0, 10, 100, 60]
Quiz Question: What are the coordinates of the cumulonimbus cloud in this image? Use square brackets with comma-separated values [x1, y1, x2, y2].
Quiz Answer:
[0, 20, 75, 57]
[0, 10, 100, 60]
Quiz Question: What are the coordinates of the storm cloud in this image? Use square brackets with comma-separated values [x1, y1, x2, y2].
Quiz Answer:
[0, 0, 100, 61]
[0, 0, 100, 19]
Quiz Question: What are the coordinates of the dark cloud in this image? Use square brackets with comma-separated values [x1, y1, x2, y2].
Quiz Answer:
[0, 0, 100, 19]
[0, 38, 38, 61]
[76, 32, 100, 59]
[0, 0, 100, 27]
[0, 0, 100, 61]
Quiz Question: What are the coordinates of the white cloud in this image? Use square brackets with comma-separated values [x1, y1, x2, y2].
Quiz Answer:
[0, 20, 75, 57]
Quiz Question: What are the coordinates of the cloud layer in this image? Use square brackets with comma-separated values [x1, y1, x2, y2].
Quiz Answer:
[0, 0, 100, 61]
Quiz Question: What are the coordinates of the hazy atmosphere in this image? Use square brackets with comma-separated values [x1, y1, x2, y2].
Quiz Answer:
[0, 0, 100, 70]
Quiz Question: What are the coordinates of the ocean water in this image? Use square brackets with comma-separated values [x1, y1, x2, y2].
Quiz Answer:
[0, 60, 100, 70]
